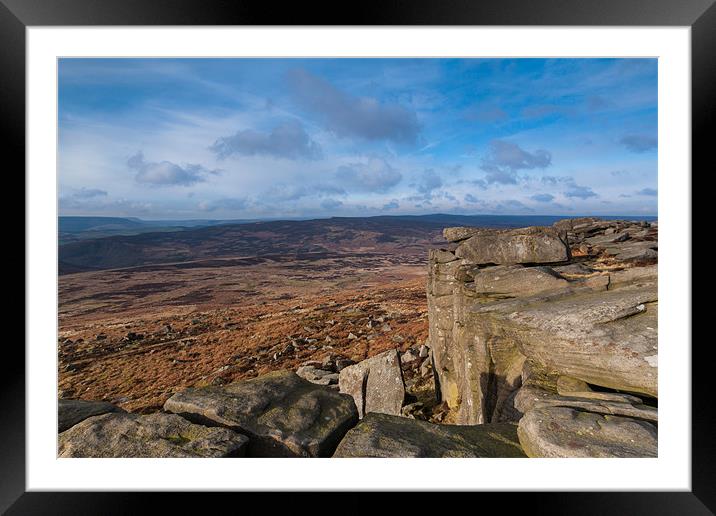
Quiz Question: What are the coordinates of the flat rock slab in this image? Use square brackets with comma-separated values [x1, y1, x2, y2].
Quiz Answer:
[164, 370, 357, 457]
[443, 227, 484, 243]
[333, 412, 526, 458]
[296, 365, 339, 386]
[58, 412, 248, 458]
[473, 265, 569, 297]
[58, 399, 125, 432]
[517, 406, 657, 458]
[455, 226, 569, 265]
[514, 385, 657, 423]
[338, 349, 405, 418]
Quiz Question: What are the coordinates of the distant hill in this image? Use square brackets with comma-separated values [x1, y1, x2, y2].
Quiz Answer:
[59, 216, 257, 245]
[59, 216, 146, 233]
[58, 214, 656, 275]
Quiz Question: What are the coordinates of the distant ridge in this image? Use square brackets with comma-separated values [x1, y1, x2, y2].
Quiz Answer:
[58, 214, 656, 275]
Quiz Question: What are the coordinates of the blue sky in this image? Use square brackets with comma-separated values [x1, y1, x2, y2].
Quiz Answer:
[58, 58, 657, 219]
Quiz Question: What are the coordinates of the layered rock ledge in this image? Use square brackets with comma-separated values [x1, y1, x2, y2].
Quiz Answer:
[427, 217, 658, 457]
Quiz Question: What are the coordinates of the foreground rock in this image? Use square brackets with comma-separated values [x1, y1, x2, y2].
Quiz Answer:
[427, 218, 658, 426]
[333, 412, 526, 458]
[164, 370, 357, 457]
[517, 406, 657, 458]
[58, 399, 125, 432]
[58, 412, 249, 457]
[338, 349, 405, 418]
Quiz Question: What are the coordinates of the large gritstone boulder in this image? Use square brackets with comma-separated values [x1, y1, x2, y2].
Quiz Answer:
[58, 412, 249, 458]
[58, 399, 125, 432]
[338, 349, 406, 418]
[333, 412, 526, 458]
[517, 406, 657, 458]
[164, 370, 357, 457]
[453, 226, 570, 265]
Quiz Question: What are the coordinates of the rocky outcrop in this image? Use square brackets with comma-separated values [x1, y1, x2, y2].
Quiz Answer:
[338, 349, 406, 418]
[517, 406, 657, 458]
[333, 412, 526, 458]
[164, 370, 357, 457]
[426, 218, 658, 456]
[452, 226, 570, 265]
[58, 399, 125, 432]
[58, 412, 249, 457]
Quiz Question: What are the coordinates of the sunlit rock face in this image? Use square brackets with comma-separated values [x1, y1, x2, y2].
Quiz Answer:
[427, 219, 658, 430]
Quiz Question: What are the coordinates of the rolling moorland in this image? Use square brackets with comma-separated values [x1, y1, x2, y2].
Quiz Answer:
[58, 214, 573, 411]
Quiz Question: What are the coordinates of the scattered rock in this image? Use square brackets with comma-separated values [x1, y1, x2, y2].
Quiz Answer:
[419, 358, 433, 378]
[333, 412, 526, 458]
[164, 370, 357, 457]
[320, 356, 336, 372]
[400, 349, 420, 364]
[296, 365, 339, 386]
[400, 401, 426, 419]
[58, 412, 249, 458]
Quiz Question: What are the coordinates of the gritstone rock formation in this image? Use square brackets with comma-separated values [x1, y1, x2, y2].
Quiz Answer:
[427, 218, 658, 457]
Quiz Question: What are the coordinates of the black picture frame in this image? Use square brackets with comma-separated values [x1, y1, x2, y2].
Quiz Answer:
[5, 0, 709, 512]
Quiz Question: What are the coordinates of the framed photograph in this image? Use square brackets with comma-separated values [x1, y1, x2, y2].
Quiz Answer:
[7, 0, 709, 511]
